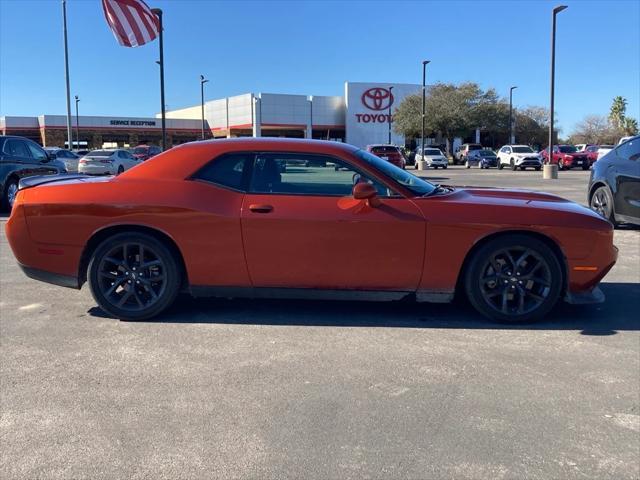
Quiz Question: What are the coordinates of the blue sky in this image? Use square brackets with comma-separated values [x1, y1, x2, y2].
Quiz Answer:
[1, 0, 638, 135]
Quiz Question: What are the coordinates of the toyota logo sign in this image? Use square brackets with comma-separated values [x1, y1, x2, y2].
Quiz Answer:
[361, 87, 394, 111]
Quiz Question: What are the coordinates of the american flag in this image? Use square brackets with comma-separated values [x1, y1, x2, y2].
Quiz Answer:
[101, 0, 159, 48]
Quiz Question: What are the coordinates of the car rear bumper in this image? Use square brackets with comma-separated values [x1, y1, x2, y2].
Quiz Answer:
[79, 164, 115, 175]
[18, 264, 80, 289]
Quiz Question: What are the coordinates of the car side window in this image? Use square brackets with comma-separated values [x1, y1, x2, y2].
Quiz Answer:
[4, 139, 31, 158]
[616, 138, 640, 161]
[193, 153, 250, 191]
[249, 153, 392, 197]
[26, 142, 48, 161]
[505, 147, 511, 154]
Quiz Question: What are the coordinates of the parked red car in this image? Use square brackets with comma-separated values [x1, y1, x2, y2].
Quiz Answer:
[366, 144, 406, 169]
[6, 138, 616, 323]
[584, 145, 600, 167]
[132, 144, 162, 161]
[541, 145, 591, 170]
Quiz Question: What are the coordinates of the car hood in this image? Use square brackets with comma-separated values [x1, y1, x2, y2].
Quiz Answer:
[420, 186, 610, 230]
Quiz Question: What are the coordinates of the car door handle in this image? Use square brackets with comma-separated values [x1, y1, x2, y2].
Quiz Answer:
[249, 204, 273, 213]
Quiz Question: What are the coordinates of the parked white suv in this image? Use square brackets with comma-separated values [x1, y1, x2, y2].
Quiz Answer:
[497, 145, 542, 171]
[415, 147, 448, 169]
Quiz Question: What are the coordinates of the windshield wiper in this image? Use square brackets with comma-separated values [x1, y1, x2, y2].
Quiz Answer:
[423, 184, 451, 197]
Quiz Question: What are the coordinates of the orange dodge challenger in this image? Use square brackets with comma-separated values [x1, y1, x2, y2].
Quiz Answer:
[6, 138, 617, 322]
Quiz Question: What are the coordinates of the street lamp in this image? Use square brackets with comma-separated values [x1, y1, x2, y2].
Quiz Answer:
[74, 95, 80, 150]
[548, 5, 567, 165]
[421, 60, 430, 156]
[509, 86, 517, 144]
[387, 86, 394, 144]
[200, 75, 209, 140]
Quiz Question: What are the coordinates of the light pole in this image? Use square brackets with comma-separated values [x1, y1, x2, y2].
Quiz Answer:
[421, 60, 430, 156]
[74, 95, 80, 150]
[200, 75, 209, 140]
[387, 86, 394, 144]
[548, 5, 567, 165]
[151, 8, 166, 150]
[509, 86, 517, 144]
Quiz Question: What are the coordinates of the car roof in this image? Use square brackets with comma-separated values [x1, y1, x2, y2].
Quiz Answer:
[506, 145, 531, 148]
[121, 138, 360, 181]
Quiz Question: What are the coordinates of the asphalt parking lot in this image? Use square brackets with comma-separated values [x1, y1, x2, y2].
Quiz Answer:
[1, 166, 639, 479]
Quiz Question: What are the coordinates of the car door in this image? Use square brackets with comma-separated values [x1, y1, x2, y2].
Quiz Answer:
[240, 152, 426, 291]
[611, 138, 640, 220]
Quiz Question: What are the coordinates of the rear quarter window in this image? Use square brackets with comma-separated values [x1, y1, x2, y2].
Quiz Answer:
[192, 153, 251, 191]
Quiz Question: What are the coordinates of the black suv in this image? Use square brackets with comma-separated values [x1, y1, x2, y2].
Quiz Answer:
[1, 135, 67, 210]
[588, 135, 640, 226]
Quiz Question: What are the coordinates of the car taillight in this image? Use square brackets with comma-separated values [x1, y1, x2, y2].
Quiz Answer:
[79, 159, 87, 164]
[100, 158, 113, 163]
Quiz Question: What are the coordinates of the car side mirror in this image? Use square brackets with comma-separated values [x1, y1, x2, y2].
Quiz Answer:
[45, 152, 55, 161]
[353, 182, 381, 207]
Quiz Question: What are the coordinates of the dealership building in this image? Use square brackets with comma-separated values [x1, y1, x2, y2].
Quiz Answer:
[1, 82, 424, 149]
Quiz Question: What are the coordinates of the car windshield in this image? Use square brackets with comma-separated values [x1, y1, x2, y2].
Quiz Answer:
[478, 150, 496, 156]
[586, 146, 599, 152]
[512, 146, 534, 153]
[559, 146, 578, 153]
[424, 149, 441, 155]
[133, 147, 149, 154]
[370, 146, 399, 154]
[355, 149, 436, 196]
[88, 150, 113, 157]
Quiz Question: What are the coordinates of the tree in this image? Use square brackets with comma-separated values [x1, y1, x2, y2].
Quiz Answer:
[622, 117, 639, 136]
[569, 115, 617, 145]
[394, 82, 502, 153]
[609, 96, 628, 129]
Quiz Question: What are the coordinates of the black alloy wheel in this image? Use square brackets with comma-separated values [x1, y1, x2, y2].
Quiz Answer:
[590, 186, 616, 225]
[511, 159, 517, 171]
[465, 235, 562, 323]
[88, 233, 181, 320]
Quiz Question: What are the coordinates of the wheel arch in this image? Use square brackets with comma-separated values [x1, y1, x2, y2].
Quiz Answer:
[78, 224, 188, 288]
[588, 180, 611, 202]
[455, 229, 568, 299]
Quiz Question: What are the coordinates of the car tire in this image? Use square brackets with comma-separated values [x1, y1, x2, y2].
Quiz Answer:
[88, 232, 181, 321]
[582, 164, 589, 170]
[117, 165, 125, 175]
[2, 177, 19, 211]
[443, 165, 447, 169]
[590, 185, 616, 225]
[498, 162, 504, 170]
[510, 159, 517, 171]
[464, 234, 563, 323]
[535, 167, 541, 171]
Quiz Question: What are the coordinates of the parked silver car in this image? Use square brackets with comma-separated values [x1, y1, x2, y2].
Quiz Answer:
[78, 149, 141, 175]
[44, 147, 80, 173]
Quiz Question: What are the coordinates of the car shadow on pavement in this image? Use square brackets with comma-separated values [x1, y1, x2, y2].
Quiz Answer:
[89, 282, 640, 335]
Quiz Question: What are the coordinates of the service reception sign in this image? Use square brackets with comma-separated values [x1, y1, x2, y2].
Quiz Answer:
[345, 82, 421, 148]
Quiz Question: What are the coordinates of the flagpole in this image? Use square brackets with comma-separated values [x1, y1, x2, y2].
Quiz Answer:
[151, 8, 166, 151]
[62, 0, 73, 149]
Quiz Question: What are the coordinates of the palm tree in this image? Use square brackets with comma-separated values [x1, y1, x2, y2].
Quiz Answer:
[622, 117, 639, 136]
[609, 96, 628, 129]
